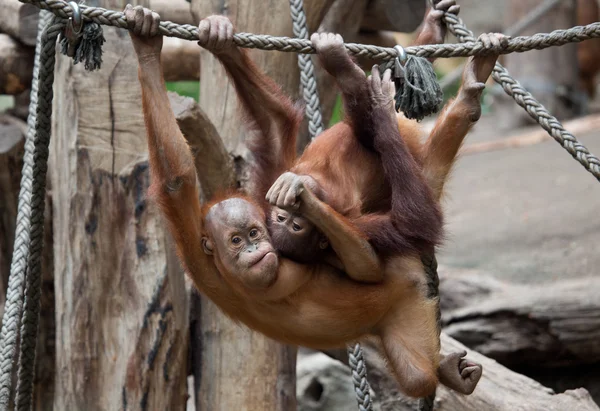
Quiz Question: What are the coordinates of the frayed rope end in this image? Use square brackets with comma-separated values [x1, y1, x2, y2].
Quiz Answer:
[394, 56, 443, 122]
[59, 22, 105, 71]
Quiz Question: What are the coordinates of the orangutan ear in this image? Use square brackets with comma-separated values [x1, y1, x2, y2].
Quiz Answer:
[202, 237, 214, 255]
[319, 236, 329, 250]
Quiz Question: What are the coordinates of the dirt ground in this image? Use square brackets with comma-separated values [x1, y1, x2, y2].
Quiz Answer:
[436, 111, 600, 284]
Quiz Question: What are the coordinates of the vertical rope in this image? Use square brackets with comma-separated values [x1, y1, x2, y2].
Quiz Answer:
[0, 10, 53, 410]
[289, 0, 324, 139]
[287, 1, 372, 409]
[14, 16, 63, 411]
[347, 343, 374, 411]
[419, 253, 441, 411]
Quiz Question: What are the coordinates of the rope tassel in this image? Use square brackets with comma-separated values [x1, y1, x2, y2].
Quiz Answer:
[393, 51, 443, 121]
[59, 22, 105, 71]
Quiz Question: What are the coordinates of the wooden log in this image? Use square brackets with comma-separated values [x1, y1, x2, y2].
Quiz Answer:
[0, 0, 39, 46]
[50, 1, 189, 409]
[169, 92, 234, 197]
[350, 334, 600, 411]
[187, 1, 334, 409]
[0, 34, 34, 95]
[161, 37, 200, 82]
[439, 274, 600, 367]
[149, 0, 195, 25]
[360, 0, 427, 33]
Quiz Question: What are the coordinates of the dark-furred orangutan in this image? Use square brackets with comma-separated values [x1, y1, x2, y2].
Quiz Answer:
[266, 1, 464, 265]
[124, 3, 500, 398]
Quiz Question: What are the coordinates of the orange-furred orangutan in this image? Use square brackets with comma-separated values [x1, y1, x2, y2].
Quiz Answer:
[124, 2, 500, 398]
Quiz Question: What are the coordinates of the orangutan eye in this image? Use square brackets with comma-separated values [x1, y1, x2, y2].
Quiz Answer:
[292, 223, 301, 232]
[277, 215, 286, 222]
[249, 229, 258, 238]
[231, 236, 242, 244]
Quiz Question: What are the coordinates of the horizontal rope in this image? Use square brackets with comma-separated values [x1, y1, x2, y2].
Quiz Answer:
[18, 0, 600, 60]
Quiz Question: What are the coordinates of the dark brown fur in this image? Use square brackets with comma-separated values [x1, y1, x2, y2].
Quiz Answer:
[126, 3, 487, 399]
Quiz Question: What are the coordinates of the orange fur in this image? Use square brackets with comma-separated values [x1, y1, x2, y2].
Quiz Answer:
[128, 6, 488, 399]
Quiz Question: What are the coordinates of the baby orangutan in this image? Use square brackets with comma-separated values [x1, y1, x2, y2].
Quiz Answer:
[125, 5, 484, 398]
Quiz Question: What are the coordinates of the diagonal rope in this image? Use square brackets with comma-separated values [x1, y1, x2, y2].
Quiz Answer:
[0, 10, 55, 410]
[289, 0, 324, 139]
[13, 16, 63, 411]
[15, 0, 600, 60]
[440, 9, 600, 181]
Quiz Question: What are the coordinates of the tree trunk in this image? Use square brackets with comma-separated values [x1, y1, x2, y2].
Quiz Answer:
[500, 0, 580, 127]
[50, 1, 189, 409]
[0, 0, 39, 46]
[0, 34, 34, 95]
[187, 1, 332, 409]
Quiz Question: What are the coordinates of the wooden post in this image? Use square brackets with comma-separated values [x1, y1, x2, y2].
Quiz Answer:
[501, 0, 579, 127]
[49, 1, 189, 409]
[186, 1, 332, 409]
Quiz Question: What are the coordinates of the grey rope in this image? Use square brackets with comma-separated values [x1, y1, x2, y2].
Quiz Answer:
[0, 10, 53, 409]
[16, 0, 600, 60]
[347, 343, 374, 411]
[289, 0, 324, 138]
[286, 0, 371, 407]
[14, 16, 62, 411]
[419, 253, 441, 411]
[441, 10, 600, 181]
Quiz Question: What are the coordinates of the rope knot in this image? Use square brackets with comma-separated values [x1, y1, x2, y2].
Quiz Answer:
[59, 1, 105, 71]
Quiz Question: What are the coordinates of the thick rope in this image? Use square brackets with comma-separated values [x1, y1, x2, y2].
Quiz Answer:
[14, 16, 62, 411]
[347, 343, 374, 411]
[441, 11, 600, 181]
[0, 10, 53, 409]
[16, 0, 600, 60]
[286, 0, 371, 407]
[419, 254, 441, 411]
[289, 0, 324, 138]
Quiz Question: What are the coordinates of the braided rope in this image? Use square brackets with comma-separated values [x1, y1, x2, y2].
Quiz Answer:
[441, 12, 600, 181]
[419, 254, 440, 411]
[289, 0, 324, 138]
[0, 10, 53, 409]
[347, 343, 374, 411]
[16, 0, 600, 60]
[14, 16, 62, 411]
[287, 0, 371, 406]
